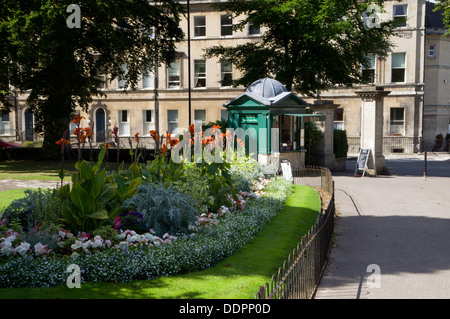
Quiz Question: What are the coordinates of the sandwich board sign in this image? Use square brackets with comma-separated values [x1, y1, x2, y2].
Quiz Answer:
[280, 159, 293, 181]
[354, 148, 376, 177]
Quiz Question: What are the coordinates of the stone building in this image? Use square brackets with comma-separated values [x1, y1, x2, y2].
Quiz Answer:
[2, 0, 448, 154]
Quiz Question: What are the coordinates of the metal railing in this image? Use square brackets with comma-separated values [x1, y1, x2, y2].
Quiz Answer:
[255, 166, 335, 299]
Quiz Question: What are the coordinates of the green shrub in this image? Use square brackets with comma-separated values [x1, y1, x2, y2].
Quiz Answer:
[122, 183, 198, 237]
[229, 156, 263, 191]
[1, 189, 59, 232]
[304, 122, 323, 165]
[172, 163, 214, 216]
[333, 129, 349, 158]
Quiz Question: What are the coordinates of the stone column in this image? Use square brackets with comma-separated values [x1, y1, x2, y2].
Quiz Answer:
[355, 86, 390, 174]
[310, 100, 339, 170]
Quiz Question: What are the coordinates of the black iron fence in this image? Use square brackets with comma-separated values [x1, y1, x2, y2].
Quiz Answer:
[255, 166, 335, 299]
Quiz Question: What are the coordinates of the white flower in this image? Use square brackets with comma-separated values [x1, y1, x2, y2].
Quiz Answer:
[0, 240, 13, 256]
[16, 242, 31, 256]
[71, 240, 83, 251]
[34, 243, 48, 256]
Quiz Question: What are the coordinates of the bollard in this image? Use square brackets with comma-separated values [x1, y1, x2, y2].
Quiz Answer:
[424, 151, 427, 180]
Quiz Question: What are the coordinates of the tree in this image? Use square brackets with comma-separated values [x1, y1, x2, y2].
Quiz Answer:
[0, 0, 184, 156]
[204, 0, 396, 96]
[435, 0, 450, 35]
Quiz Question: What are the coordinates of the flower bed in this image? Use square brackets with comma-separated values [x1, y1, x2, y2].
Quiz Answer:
[0, 177, 292, 288]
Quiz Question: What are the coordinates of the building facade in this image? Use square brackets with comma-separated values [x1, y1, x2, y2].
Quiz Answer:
[2, 0, 448, 154]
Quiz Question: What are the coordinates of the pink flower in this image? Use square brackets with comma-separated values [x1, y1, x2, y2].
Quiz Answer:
[113, 216, 121, 229]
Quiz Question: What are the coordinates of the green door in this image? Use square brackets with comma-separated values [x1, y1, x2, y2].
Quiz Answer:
[239, 114, 259, 158]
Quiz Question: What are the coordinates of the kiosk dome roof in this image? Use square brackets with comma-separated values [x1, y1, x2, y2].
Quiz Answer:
[246, 78, 288, 99]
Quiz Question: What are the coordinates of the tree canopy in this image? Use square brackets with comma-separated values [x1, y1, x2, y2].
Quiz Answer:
[204, 0, 396, 96]
[436, 0, 450, 35]
[0, 0, 184, 153]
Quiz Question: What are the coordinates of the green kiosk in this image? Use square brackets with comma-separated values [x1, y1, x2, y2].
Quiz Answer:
[224, 78, 324, 169]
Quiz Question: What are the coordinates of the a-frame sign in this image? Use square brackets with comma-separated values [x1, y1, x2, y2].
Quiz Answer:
[354, 148, 376, 177]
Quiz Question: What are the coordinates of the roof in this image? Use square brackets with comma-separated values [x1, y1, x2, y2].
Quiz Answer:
[224, 78, 308, 107]
[246, 78, 288, 99]
[426, 2, 446, 30]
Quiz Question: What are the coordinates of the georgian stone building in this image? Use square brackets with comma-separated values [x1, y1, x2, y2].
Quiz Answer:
[2, 0, 449, 154]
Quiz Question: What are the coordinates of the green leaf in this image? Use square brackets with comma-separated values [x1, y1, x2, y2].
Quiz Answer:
[97, 183, 118, 202]
[97, 147, 106, 167]
[58, 169, 65, 181]
[80, 160, 95, 182]
[88, 210, 109, 220]
[70, 182, 91, 218]
[58, 183, 71, 199]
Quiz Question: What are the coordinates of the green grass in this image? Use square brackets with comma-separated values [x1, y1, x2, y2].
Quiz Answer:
[0, 160, 78, 181]
[0, 184, 321, 299]
[0, 189, 29, 211]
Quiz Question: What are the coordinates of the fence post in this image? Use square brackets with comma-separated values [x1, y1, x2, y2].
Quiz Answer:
[258, 286, 265, 299]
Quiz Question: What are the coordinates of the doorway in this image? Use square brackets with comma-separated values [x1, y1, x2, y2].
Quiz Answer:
[24, 108, 34, 141]
[95, 108, 106, 143]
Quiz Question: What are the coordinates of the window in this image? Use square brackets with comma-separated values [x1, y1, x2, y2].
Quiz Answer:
[194, 110, 206, 128]
[118, 64, 127, 89]
[390, 108, 405, 136]
[96, 74, 107, 89]
[194, 16, 206, 37]
[220, 15, 233, 36]
[167, 60, 181, 89]
[391, 53, 406, 83]
[70, 121, 77, 136]
[143, 110, 154, 134]
[220, 61, 233, 87]
[428, 45, 436, 58]
[119, 110, 130, 136]
[220, 109, 228, 121]
[248, 21, 260, 36]
[393, 4, 407, 28]
[142, 69, 154, 89]
[334, 108, 344, 130]
[167, 110, 178, 134]
[194, 60, 206, 88]
[362, 54, 376, 83]
[0, 112, 10, 135]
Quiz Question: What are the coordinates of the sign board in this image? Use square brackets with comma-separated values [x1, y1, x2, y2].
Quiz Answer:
[280, 159, 293, 181]
[354, 148, 376, 177]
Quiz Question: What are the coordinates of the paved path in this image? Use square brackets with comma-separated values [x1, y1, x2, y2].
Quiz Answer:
[315, 153, 450, 299]
[0, 179, 67, 192]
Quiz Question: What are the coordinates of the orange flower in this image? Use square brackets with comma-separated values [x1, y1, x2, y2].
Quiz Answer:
[55, 138, 70, 145]
[169, 138, 179, 147]
[160, 143, 168, 155]
[73, 127, 82, 136]
[112, 126, 119, 136]
[84, 127, 93, 137]
[104, 143, 110, 149]
[149, 130, 159, 141]
[135, 132, 140, 143]
[188, 124, 195, 135]
[72, 114, 85, 124]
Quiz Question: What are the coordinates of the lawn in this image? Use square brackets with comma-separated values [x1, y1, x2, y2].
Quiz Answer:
[0, 189, 28, 210]
[0, 160, 78, 181]
[0, 184, 321, 299]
